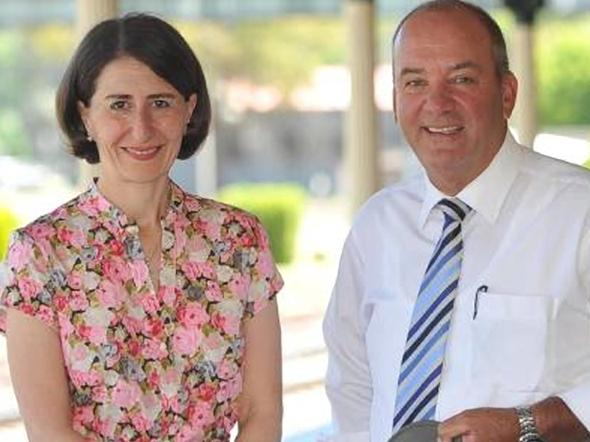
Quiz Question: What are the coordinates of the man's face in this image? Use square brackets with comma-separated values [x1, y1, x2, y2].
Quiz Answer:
[393, 9, 517, 194]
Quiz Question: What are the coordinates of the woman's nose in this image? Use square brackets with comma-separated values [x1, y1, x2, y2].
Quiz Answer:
[129, 107, 154, 142]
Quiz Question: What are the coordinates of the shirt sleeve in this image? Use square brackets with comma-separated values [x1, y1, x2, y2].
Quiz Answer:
[323, 230, 372, 439]
[244, 216, 283, 318]
[558, 223, 590, 432]
[0, 230, 59, 333]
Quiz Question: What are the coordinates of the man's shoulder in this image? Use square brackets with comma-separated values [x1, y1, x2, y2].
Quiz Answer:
[522, 147, 590, 191]
[352, 174, 423, 229]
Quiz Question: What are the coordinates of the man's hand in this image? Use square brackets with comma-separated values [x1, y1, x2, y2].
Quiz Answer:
[437, 407, 519, 442]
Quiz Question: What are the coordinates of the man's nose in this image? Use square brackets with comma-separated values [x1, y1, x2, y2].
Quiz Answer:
[425, 83, 455, 113]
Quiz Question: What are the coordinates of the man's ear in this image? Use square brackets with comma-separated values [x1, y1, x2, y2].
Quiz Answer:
[393, 85, 398, 123]
[501, 71, 518, 120]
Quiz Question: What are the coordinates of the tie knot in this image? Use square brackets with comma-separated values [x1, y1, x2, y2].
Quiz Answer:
[437, 198, 471, 222]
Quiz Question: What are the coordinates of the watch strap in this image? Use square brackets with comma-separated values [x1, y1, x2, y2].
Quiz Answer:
[516, 406, 544, 442]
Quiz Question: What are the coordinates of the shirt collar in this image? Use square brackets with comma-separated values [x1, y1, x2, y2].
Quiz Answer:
[83, 178, 187, 229]
[418, 130, 524, 227]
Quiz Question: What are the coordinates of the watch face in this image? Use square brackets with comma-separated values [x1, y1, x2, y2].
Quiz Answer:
[389, 420, 439, 442]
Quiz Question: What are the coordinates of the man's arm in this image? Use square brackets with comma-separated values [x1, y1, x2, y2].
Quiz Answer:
[323, 232, 373, 439]
[438, 397, 590, 442]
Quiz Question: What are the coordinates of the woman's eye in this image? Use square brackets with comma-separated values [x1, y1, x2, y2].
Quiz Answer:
[109, 100, 129, 110]
[153, 99, 171, 108]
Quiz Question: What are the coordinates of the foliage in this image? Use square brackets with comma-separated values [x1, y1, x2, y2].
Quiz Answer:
[0, 109, 28, 156]
[218, 183, 306, 263]
[29, 24, 75, 63]
[176, 17, 345, 96]
[0, 205, 18, 261]
[536, 14, 590, 125]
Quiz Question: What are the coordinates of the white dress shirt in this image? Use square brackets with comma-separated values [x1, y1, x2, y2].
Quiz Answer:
[323, 132, 590, 441]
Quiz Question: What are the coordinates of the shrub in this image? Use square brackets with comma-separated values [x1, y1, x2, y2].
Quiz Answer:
[218, 183, 306, 264]
[0, 205, 18, 260]
[537, 15, 590, 126]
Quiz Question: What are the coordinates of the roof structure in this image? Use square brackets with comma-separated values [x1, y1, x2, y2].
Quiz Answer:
[1, 0, 589, 26]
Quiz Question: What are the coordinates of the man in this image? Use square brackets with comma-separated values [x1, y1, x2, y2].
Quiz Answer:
[323, 1, 590, 441]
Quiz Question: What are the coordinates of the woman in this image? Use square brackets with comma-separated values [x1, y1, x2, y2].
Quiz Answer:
[0, 14, 283, 442]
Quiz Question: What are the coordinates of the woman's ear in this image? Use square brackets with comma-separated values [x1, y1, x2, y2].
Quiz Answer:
[187, 94, 197, 122]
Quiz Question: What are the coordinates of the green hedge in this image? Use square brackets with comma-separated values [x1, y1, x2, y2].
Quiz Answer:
[537, 16, 590, 126]
[218, 183, 306, 264]
[0, 205, 18, 260]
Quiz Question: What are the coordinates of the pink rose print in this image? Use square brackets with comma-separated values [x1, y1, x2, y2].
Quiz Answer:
[73, 405, 94, 425]
[96, 280, 126, 309]
[212, 311, 240, 336]
[195, 383, 216, 402]
[142, 338, 168, 360]
[112, 379, 141, 409]
[140, 293, 159, 315]
[69, 290, 89, 311]
[177, 425, 204, 442]
[92, 384, 108, 402]
[36, 305, 55, 326]
[67, 272, 82, 290]
[130, 260, 149, 287]
[181, 261, 215, 280]
[102, 257, 131, 282]
[122, 315, 142, 335]
[205, 280, 223, 302]
[188, 401, 215, 428]
[217, 359, 238, 380]
[28, 223, 53, 239]
[130, 413, 150, 433]
[217, 375, 242, 403]
[178, 302, 209, 328]
[87, 325, 107, 345]
[172, 326, 202, 356]
[228, 274, 249, 300]
[17, 277, 42, 302]
[143, 317, 164, 338]
[8, 239, 33, 269]
[159, 286, 177, 306]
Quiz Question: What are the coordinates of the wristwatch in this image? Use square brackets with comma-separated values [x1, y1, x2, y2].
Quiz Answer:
[516, 406, 544, 442]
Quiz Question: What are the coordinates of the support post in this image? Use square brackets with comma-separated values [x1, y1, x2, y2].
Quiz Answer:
[344, 0, 379, 216]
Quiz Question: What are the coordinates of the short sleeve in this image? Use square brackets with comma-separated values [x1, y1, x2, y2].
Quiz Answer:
[244, 217, 283, 318]
[0, 230, 59, 333]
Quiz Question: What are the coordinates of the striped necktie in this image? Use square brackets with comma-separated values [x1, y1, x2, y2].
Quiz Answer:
[392, 198, 471, 432]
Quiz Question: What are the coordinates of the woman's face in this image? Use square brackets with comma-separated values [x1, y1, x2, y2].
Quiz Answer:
[79, 56, 197, 186]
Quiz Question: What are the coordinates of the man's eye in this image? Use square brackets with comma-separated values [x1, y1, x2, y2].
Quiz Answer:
[454, 76, 475, 84]
[109, 100, 129, 110]
[405, 79, 426, 88]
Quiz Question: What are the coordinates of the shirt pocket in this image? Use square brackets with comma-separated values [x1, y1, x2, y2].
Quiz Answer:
[470, 291, 553, 392]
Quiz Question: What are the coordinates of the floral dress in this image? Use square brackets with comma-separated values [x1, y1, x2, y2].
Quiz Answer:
[0, 181, 283, 441]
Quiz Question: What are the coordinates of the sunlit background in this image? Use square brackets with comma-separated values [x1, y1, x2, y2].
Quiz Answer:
[1, 0, 590, 440]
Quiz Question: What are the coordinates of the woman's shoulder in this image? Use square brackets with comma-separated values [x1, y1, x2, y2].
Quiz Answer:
[15, 190, 92, 241]
[178, 189, 262, 230]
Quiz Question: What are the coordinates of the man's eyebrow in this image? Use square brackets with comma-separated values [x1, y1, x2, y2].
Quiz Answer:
[451, 61, 482, 71]
[399, 67, 425, 77]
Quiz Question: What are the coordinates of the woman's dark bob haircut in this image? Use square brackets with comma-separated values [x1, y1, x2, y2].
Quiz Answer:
[56, 13, 211, 164]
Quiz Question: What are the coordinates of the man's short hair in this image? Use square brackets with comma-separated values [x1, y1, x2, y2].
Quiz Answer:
[392, 0, 510, 77]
